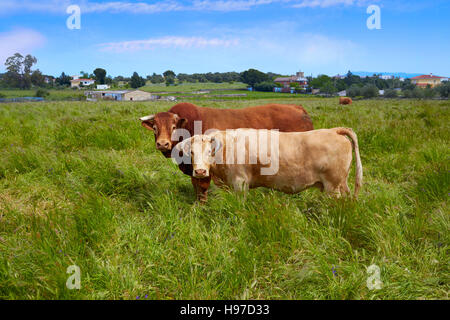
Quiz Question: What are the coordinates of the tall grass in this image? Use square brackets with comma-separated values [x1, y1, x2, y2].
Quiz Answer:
[0, 98, 448, 299]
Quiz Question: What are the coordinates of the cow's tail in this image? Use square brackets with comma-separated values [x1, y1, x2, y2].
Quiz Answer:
[336, 128, 363, 198]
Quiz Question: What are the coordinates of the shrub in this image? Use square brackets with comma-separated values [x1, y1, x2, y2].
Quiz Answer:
[412, 87, 424, 99]
[347, 84, 361, 98]
[361, 84, 379, 98]
[402, 89, 412, 98]
[435, 81, 450, 98]
[384, 89, 398, 98]
[254, 81, 275, 92]
[35, 89, 50, 98]
[424, 86, 436, 99]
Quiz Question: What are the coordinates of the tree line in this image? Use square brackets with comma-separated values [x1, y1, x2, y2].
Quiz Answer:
[1, 52, 449, 98]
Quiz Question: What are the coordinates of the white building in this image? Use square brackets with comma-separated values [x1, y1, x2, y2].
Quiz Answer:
[71, 76, 95, 88]
[96, 84, 110, 90]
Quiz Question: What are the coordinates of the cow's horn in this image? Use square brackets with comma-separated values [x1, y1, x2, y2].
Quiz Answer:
[139, 115, 155, 121]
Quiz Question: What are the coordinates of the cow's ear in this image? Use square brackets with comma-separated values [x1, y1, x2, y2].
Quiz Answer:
[211, 137, 222, 156]
[182, 140, 191, 155]
[140, 115, 155, 131]
[176, 139, 191, 155]
[177, 117, 188, 128]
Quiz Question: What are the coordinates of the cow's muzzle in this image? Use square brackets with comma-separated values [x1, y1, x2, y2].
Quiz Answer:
[156, 140, 171, 152]
[193, 169, 208, 178]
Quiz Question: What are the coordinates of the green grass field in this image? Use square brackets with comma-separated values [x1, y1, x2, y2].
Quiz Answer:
[0, 89, 86, 101]
[0, 97, 448, 299]
[140, 81, 248, 92]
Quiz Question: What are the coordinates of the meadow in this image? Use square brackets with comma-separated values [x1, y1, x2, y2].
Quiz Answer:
[0, 96, 448, 299]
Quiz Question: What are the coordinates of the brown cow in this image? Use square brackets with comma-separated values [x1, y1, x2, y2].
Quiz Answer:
[140, 102, 314, 202]
[339, 97, 353, 105]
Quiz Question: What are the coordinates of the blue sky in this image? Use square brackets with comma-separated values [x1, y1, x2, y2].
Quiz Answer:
[0, 0, 449, 77]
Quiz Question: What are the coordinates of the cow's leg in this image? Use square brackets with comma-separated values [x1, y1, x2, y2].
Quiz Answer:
[339, 181, 351, 197]
[191, 176, 211, 203]
[323, 180, 342, 198]
[232, 177, 249, 201]
[232, 177, 248, 192]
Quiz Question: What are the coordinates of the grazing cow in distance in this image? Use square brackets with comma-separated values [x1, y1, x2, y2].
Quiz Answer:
[140, 102, 314, 202]
[339, 97, 353, 105]
[177, 127, 362, 200]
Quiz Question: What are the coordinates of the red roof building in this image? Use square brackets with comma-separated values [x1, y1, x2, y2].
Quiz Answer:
[411, 74, 448, 88]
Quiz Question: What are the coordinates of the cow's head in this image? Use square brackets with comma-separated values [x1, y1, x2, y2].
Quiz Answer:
[140, 112, 188, 156]
[177, 135, 222, 178]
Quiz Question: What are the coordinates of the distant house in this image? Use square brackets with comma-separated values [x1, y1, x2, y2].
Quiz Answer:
[337, 90, 347, 97]
[71, 75, 95, 88]
[411, 74, 447, 88]
[333, 74, 346, 79]
[85, 89, 153, 101]
[96, 84, 110, 90]
[380, 75, 394, 80]
[274, 71, 308, 89]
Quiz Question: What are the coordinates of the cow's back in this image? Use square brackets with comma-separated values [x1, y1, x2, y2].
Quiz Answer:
[198, 103, 313, 133]
[169, 102, 313, 135]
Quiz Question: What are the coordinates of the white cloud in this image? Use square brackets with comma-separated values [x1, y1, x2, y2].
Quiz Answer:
[292, 0, 373, 8]
[99, 36, 239, 52]
[82, 1, 184, 14]
[0, 29, 46, 65]
[0, 0, 275, 14]
[0, 0, 374, 15]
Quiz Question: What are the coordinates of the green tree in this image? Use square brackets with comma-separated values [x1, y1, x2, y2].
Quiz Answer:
[254, 81, 275, 92]
[130, 72, 145, 88]
[310, 74, 331, 89]
[93, 68, 107, 84]
[80, 71, 89, 78]
[240, 69, 269, 88]
[3, 53, 37, 89]
[321, 81, 337, 96]
[56, 72, 71, 87]
[163, 70, 176, 79]
[165, 76, 175, 86]
[149, 73, 164, 84]
[31, 69, 45, 87]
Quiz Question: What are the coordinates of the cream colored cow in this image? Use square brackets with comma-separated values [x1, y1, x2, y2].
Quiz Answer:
[176, 128, 362, 199]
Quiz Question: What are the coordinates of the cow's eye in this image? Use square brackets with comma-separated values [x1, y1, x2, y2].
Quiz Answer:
[172, 125, 176, 130]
